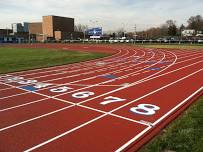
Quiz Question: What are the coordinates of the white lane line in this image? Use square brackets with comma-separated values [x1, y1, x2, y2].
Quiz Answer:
[57, 84, 124, 87]
[0, 52, 163, 130]
[23, 113, 108, 152]
[5, 47, 199, 85]
[110, 68, 203, 114]
[0, 51, 164, 130]
[0, 89, 150, 133]
[0, 50, 147, 95]
[0, 50, 193, 113]
[38, 50, 140, 82]
[0, 105, 75, 132]
[2, 51, 201, 151]
[77, 59, 202, 106]
[110, 113, 150, 126]
[0, 50, 149, 100]
[0, 50, 174, 103]
[0, 81, 75, 105]
[0, 98, 49, 112]
[115, 86, 203, 152]
[152, 86, 203, 126]
[0, 50, 200, 107]
[0, 92, 28, 100]
[115, 126, 152, 152]
[131, 73, 140, 76]
[78, 104, 149, 126]
[0, 86, 12, 91]
[0, 50, 147, 99]
[3, 55, 200, 113]
[48, 51, 157, 95]
[0, 51, 140, 85]
[24, 114, 151, 152]
[55, 51, 155, 84]
[4, 48, 185, 91]
[0, 49, 140, 88]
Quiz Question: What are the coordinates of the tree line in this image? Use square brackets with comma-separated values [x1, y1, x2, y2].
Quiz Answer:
[74, 15, 203, 39]
[136, 15, 203, 39]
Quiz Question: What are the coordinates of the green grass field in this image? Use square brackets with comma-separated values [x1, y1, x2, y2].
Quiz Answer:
[140, 96, 203, 152]
[0, 47, 110, 74]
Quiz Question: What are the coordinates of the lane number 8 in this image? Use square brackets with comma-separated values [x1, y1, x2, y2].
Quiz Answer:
[130, 104, 160, 116]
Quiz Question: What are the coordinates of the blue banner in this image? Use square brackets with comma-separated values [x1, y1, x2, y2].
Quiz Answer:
[87, 27, 102, 36]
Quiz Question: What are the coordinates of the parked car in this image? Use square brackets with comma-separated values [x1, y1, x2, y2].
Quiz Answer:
[198, 39, 203, 43]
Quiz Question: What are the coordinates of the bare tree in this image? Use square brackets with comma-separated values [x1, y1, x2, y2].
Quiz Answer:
[187, 15, 203, 31]
[116, 28, 125, 37]
[136, 24, 168, 39]
[74, 24, 88, 32]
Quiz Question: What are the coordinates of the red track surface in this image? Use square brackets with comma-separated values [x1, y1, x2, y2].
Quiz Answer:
[0, 44, 203, 152]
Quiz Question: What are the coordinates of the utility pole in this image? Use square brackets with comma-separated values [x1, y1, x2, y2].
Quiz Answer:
[83, 30, 86, 43]
[134, 24, 137, 43]
[6, 27, 9, 36]
[122, 23, 125, 38]
[28, 30, 31, 44]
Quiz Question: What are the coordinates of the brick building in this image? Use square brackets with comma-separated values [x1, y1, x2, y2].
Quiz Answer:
[28, 22, 43, 41]
[0, 29, 12, 36]
[28, 22, 43, 34]
[42, 15, 74, 40]
[6, 15, 82, 42]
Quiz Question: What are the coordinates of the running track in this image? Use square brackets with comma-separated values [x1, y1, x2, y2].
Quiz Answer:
[0, 44, 203, 152]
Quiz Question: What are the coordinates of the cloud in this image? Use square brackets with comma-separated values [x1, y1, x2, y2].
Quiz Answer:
[0, 0, 203, 32]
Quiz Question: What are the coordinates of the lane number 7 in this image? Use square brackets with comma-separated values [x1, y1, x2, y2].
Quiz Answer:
[100, 96, 126, 105]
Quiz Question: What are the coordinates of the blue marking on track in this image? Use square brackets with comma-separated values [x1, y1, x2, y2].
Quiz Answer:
[101, 74, 117, 79]
[20, 85, 37, 92]
[145, 67, 161, 71]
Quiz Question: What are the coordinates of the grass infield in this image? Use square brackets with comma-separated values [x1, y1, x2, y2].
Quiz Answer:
[140, 96, 203, 152]
[0, 47, 110, 74]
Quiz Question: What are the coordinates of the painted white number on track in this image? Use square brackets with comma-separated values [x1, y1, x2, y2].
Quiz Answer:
[50, 86, 73, 93]
[130, 104, 160, 116]
[72, 91, 95, 99]
[100, 96, 126, 105]
[34, 83, 52, 89]
[6, 76, 24, 83]
[18, 80, 37, 85]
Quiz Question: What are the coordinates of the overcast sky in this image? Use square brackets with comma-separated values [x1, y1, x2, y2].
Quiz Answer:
[0, 0, 203, 32]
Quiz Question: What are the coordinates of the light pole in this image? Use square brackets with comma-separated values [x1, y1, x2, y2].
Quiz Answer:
[6, 27, 9, 36]
[28, 30, 31, 44]
[134, 24, 137, 43]
[122, 22, 127, 38]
